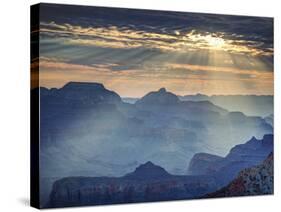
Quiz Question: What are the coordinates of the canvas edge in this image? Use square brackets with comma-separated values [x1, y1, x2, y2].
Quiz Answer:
[30, 3, 41, 209]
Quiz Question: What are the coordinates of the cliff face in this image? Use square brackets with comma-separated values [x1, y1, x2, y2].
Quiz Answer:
[205, 152, 273, 198]
[47, 162, 218, 208]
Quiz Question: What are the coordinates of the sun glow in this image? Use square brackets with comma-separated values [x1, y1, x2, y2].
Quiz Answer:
[204, 35, 226, 48]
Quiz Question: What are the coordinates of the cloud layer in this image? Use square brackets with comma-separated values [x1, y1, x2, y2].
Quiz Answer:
[40, 21, 272, 57]
[35, 3, 274, 96]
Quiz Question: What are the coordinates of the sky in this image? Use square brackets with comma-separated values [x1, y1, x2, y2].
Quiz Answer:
[34, 3, 274, 97]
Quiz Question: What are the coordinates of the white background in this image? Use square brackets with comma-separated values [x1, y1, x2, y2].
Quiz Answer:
[0, 0, 280, 211]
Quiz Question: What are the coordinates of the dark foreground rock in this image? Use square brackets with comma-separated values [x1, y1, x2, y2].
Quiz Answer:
[47, 162, 219, 208]
[204, 152, 273, 197]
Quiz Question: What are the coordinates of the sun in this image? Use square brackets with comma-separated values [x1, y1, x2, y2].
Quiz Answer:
[204, 35, 226, 48]
[186, 31, 227, 51]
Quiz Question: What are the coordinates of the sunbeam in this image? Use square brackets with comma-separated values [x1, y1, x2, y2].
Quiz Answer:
[37, 9, 273, 97]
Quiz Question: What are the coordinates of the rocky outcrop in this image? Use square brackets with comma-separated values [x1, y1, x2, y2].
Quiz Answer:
[124, 161, 171, 180]
[205, 152, 273, 197]
[136, 88, 179, 106]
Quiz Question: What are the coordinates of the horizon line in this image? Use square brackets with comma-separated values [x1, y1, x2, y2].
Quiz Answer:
[36, 82, 274, 98]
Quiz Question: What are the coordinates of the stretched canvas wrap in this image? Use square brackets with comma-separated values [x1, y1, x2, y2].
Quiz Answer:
[31, 3, 274, 209]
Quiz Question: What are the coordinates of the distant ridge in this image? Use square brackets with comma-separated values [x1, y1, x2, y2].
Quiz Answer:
[179, 94, 273, 117]
[39, 81, 121, 104]
[136, 87, 179, 105]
